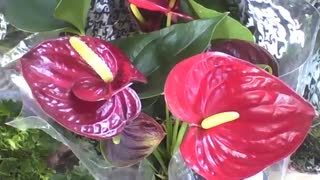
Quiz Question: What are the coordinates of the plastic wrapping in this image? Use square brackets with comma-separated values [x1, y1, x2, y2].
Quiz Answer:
[168, 151, 268, 180]
[239, 0, 320, 179]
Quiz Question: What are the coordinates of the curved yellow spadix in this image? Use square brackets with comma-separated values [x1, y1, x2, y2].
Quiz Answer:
[201, 111, 239, 129]
[69, 37, 113, 82]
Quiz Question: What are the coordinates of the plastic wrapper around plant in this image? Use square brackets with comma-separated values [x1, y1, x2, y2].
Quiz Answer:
[4, 74, 156, 180]
[1, 1, 320, 180]
[238, 0, 320, 179]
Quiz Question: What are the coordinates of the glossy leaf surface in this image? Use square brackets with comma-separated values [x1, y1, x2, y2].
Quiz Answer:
[188, 0, 254, 42]
[20, 36, 145, 139]
[54, 0, 91, 35]
[100, 113, 165, 167]
[210, 39, 279, 76]
[114, 16, 226, 98]
[3, 0, 70, 32]
[164, 52, 316, 179]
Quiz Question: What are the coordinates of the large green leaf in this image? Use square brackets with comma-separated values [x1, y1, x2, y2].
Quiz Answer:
[114, 16, 226, 99]
[188, 0, 254, 42]
[54, 0, 91, 35]
[3, 0, 70, 32]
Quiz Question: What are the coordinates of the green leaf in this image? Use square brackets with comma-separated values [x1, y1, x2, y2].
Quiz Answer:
[114, 16, 226, 99]
[0, 100, 22, 118]
[3, 0, 71, 32]
[188, 0, 254, 42]
[54, 0, 91, 35]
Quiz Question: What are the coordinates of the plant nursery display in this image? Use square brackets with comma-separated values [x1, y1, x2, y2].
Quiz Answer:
[1, 0, 320, 180]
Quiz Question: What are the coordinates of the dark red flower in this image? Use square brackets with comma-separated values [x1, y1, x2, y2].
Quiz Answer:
[164, 52, 316, 179]
[209, 39, 279, 76]
[20, 36, 146, 139]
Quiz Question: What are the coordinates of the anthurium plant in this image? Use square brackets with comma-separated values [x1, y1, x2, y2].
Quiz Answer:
[1, 0, 319, 179]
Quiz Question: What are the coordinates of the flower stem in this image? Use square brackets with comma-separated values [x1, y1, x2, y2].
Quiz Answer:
[153, 148, 168, 174]
[166, 14, 172, 27]
[170, 119, 180, 154]
[165, 106, 172, 154]
[168, 0, 177, 8]
[145, 158, 160, 174]
[166, 0, 177, 27]
[173, 122, 188, 154]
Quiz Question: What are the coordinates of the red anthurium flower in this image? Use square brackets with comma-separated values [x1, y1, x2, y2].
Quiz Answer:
[164, 52, 316, 179]
[20, 36, 146, 139]
[129, 0, 193, 29]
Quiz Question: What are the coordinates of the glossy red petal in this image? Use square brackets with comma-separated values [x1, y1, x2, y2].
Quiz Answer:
[21, 36, 145, 101]
[168, 52, 316, 179]
[129, 0, 193, 20]
[164, 54, 205, 123]
[28, 83, 140, 139]
[100, 113, 165, 167]
[20, 36, 145, 139]
[77, 36, 147, 85]
[129, 0, 169, 13]
[71, 77, 129, 102]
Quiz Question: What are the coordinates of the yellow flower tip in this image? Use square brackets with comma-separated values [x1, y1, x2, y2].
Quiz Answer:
[201, 111, 240, 130]
[112, 135, 121, 145]
[69, 37, 114, 82]
[130, 4, 146, 24]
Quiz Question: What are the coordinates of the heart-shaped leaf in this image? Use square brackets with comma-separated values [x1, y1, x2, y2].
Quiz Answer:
[3, 0, 72, 32]
[114, 15, 227, 99]
[188, 0, 254, 42]
[164, 52, 316, 179]
[54, 0, 91, 35]
[20, 36, 145, 139]
[100, 113, 165, 167]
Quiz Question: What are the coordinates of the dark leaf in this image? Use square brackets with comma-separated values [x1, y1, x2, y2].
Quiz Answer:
[209, 39, 279, 76]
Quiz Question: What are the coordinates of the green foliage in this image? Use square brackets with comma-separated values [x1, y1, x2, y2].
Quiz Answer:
[0, 99, 96, 179]
[50, 164, 95, 180]
[3, 0, 69, 32]
[114, 16, 226, 99]
[3, 0, 90, 34]
[188, 0, 254, 42]
[54, 0, 91, 35]
[0, 100, 58, 180]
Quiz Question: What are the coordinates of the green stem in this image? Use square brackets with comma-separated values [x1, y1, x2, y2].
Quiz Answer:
[168, 0, 177, 8]
[165, 106, 172, 154]
[173, 122, 188, 154]
[145, 158, 160, 174]
[170, 119, 180, 154]
[166, 13, 172, 27]
[153, 149, 168, 174]
[166, 0, 177, 27]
